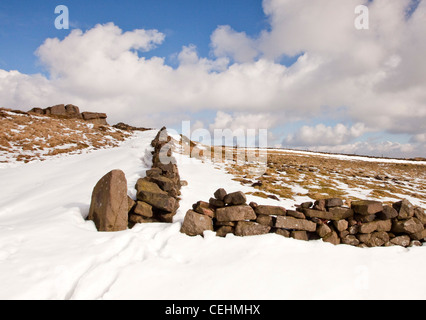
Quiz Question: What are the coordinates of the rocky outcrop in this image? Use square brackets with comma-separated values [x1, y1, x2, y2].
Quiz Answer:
[113, 122, 152, 132]
[29, 104, 108, 125]
[128, 127, 182, 226]
[87, 170, 129, 232]
[181, 190, 426, 248]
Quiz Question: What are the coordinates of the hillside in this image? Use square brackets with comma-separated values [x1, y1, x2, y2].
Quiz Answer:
[1, 130, 426, 299]
[0, 107, 131, 165]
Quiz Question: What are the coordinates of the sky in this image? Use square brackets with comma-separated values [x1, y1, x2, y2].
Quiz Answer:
[0, 0, 425, 158]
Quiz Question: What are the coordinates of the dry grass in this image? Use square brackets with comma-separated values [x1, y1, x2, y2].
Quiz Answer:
[178, 137, 426, 206]
[0, 108, 131, 163]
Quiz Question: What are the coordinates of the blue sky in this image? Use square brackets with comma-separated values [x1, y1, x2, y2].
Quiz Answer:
[0, 0, 267, 73]
[0, 0, 425, 158]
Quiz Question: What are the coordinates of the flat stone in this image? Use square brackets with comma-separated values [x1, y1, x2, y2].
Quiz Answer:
[275, 216, 317, 232]
[192, 201, 215, 218]
[286, 210, 305, 219]
[275, 229, 291, 238]
[351, 200, 383, 216]
[303, 207, 353, 221]
[216, 226, 234, 237]
[235, 221, 271, 237]
[341, 235, 360, 246]
[216, 205, 257, 222]
[255, 205, 286, 216]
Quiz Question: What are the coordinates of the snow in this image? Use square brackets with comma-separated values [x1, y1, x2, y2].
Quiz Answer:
[1, 130, 426, 300]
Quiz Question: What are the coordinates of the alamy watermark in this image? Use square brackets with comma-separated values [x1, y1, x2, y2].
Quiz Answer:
[355, 5, 369, 30]
[157, 121, 269, 175]
[55, 5, 69, 30]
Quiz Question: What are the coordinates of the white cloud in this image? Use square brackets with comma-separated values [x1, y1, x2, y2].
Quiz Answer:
[0, 1, 425, 157]
[284, 123, 368, 147]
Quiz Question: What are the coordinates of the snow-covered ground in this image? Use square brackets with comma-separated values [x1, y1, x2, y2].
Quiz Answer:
[0, 130, 425, 300]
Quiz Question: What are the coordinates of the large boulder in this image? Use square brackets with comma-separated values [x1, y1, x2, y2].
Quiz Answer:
[87, 170, 129, 232]
[180, 210, 214, 236]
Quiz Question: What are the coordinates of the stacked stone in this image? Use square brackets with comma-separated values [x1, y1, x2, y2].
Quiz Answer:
[29, 104, 108, 125]
[181, 191, 426, 248]
[128, 127, 182, 226]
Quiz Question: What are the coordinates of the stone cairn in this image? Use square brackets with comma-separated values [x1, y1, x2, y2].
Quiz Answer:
[87, 127, 182, 231]
[181, 189, 426, 248]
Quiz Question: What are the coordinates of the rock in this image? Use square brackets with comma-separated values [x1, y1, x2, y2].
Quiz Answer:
[267, 195, 280, 201]
[325, 198, 344, 208]
[223, 191, 247, 206]
[359, 220, 392, 234]
[129, 214, 158, 225]
[349, 225, 359, 235]
[291, 231, 309, 241]
[351, 200, 383, 216]
[249, 202, 258, 209]
[192, 201, 215, 218]
[254, 205, 286, 216]
[376, 205, 398, 220]
[333, 220, 349, 232]
[275, 229, 291, 238]
[82, 111, 107, 120]
[317, 223, 332, 238]
[414, 206, 426, 225]
[256, 215, 275, 227]
[133, 201, 153, 218]
[216, 226, 234, 237]
[275, 216, 317, 232]
[216, 205, 257, 222]
[146, 167, 162, 178]
[313, 199, 326, 211]
[409, 229, 426, 241]
[393, 199, 415, 220]
[410, 240, 423, 247]
[392, 218, 424, 234]
[147, 175, 177, 197]
[235, 221, 271, 237]
[136, 178, 177, 212]
[286, 210, 305, 219]
[354, 214, 376, 223]
[342, 235, 360, 246]
[180, 210, 214, 236]
[366, 232, 390, 247]
[87, 170, 129, 232]
[390, 236, 411, 247]
[214, 188, 227, 201]
[127, 196, 136, 212]
[209, 197, 225, 208]
[303, 207, 353, 221]
[323, 231, 340, 245]
[300, 202, 313, 209]
[46, 104, 66, 116]
[215, 221, 236, 227]
[65, 104, 81, 117]
[180, 180, 188, 187]
[357, 233, 371, 244]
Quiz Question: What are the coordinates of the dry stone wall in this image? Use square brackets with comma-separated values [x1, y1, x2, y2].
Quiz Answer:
[181, 189, 426, 248]
[88, 127, 182, 231]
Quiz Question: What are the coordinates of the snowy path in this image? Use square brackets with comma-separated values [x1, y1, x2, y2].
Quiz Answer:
[0, 131, 425, 300]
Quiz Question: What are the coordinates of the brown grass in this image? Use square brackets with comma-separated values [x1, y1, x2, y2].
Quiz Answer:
[0, 108, 131, 162]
